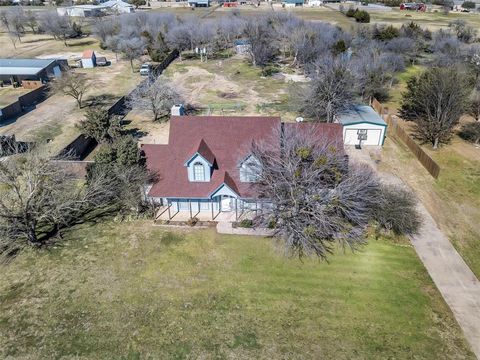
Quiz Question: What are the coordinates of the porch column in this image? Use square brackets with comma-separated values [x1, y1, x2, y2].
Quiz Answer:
[235, 199, 238, 220]
[167, 200, 171, 220]
[189, 199, 192, 219]
[211, 199, 214, 220]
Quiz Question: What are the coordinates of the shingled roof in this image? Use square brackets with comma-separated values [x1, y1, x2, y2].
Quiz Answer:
[142, 116, 343, 200]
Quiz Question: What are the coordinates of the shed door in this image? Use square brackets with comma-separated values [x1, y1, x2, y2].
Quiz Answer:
[53, 66, 61, 78]
[344, 128, 382, 146]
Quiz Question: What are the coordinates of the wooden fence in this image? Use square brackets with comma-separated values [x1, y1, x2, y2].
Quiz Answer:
[0, 85, 48, 122]
[371, 98, 440, 179]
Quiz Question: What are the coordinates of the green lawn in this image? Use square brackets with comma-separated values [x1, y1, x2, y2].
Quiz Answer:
[0, 221, 473, 359]
[380, 64, 480, 279]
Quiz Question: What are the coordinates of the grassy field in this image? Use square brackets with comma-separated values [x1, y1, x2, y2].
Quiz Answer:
[0, 221, 474, 359]
[369, 8, 480, 30]
[378, 64, 480, 278]
[381, 133, 480, 276]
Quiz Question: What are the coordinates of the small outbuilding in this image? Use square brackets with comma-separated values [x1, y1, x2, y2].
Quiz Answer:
[335, 105, 387, 146]
[283, 0, 304, 7]
[81, 50, 96, 69]
[0, 58, 67, 85]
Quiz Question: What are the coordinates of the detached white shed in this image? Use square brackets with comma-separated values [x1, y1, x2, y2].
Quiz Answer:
[81, 50, 96, 69]
[336, 105, 387, 146]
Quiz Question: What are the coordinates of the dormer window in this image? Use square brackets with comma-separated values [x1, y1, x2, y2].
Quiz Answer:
[185, 139, 215, 183]
[240, 154, 261, 183]
[193, 162, 205, 181]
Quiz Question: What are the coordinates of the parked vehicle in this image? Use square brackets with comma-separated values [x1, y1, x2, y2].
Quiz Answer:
[400, 2, 426, 11]
[140, 63, 151, 76]
[96, 57, 109, 66]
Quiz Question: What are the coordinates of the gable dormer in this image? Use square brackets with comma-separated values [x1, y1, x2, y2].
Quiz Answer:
[185, 139, 215, 182]
[239, 154, 261, 182]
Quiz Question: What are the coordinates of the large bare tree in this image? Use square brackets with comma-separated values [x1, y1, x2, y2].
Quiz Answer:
[250, 125, 380, 259]
[127, 77, 181, 121]
[400, 67, 470, 149]
[292, 56, 355, 122]
[50, 72, 89, 109]
[0, 149, 116, 255]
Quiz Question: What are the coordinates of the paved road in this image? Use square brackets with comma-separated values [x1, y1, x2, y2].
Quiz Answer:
[411, 206, 480, 359]
[347, 146, 480, 358]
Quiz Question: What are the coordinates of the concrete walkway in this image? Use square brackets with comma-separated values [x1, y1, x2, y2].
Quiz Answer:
[410, 205, 480, 358]
[216, 221, 274, 236]
[347, 146, 480, 358]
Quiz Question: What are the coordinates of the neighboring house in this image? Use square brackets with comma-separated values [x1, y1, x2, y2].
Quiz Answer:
[57, 0, 133, 17]
[188, 0, 210, 7]
[101, 0, 135, 14]
[57, 5, 104, 17]
[81, 50, 96, 69]
[335, 105, 387, 146]
[283, 0, 304, 7]
[142, 116, 343, 220]
[0, 58, 67, 85]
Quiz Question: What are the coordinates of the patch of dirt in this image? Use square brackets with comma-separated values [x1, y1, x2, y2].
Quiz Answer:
[280, 73, 310, 83]
[169, 66, 261, 114]
[124, 110, 170, 145]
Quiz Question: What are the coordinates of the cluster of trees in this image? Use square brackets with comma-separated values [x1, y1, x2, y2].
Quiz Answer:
[251, 126, 420, 260]
[0, 107, 153, 257]
[0, 8, 83, 47]
[344, 8, 371, 23]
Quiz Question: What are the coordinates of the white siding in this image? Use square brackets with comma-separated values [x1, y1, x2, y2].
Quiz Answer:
[186, 154, 211, 182]
[342, 123, 386, 146]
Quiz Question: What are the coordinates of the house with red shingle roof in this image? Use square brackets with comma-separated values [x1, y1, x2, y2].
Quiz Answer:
[142, 116, 343, 221]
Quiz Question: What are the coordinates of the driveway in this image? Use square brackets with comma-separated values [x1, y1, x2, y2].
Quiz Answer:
[347, 146, 480, 359]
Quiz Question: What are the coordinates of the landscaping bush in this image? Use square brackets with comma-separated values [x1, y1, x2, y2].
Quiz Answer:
[459, 122, 480, 144]
[345, 7, 356, 17]
[373, 25, 400, 41]
[373, 184, 421, 236]
[186, 217, 199, 227]
[354, 10, 370, 23]
[238, 219, 253, 228]
[261, 65, 280, 77]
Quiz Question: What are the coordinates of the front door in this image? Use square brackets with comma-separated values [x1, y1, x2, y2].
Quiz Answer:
[221, 196, 232, 212]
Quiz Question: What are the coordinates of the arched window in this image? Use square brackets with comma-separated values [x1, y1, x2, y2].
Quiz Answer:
[240, 155, 260, 182]
[193, 162, 205, 181]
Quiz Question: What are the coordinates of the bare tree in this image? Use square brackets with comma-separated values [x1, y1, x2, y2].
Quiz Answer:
[250, 125, 379, 260]
[92, 18, 119, 47]
[401, 67, 470, 149]
[0, 149, 117, 255]
[291, 56, 354, 122]
[0, 8, 26, 46]
[127, 77, 181, 121]
[24, 9, 38, 33]
[38, 11, 73, 46]
[243, 16, 277, 67]
[468, 89, 480, 122]
[50, 72, 89, 108]
[117, 36, 146, 72]
[449, 19, 477, 43]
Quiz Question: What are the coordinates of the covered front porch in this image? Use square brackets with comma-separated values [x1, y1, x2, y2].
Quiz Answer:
[154, 196, 267, 222]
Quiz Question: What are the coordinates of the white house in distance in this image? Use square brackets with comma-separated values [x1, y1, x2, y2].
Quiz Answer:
[335, 105, 387, 146]
[81, 50, 96, 68]
[57, 0, 134, 17]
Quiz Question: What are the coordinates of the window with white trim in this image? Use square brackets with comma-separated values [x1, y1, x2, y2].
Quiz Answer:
[240, 155, 261, 182]
[193, 162, 205, 181]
